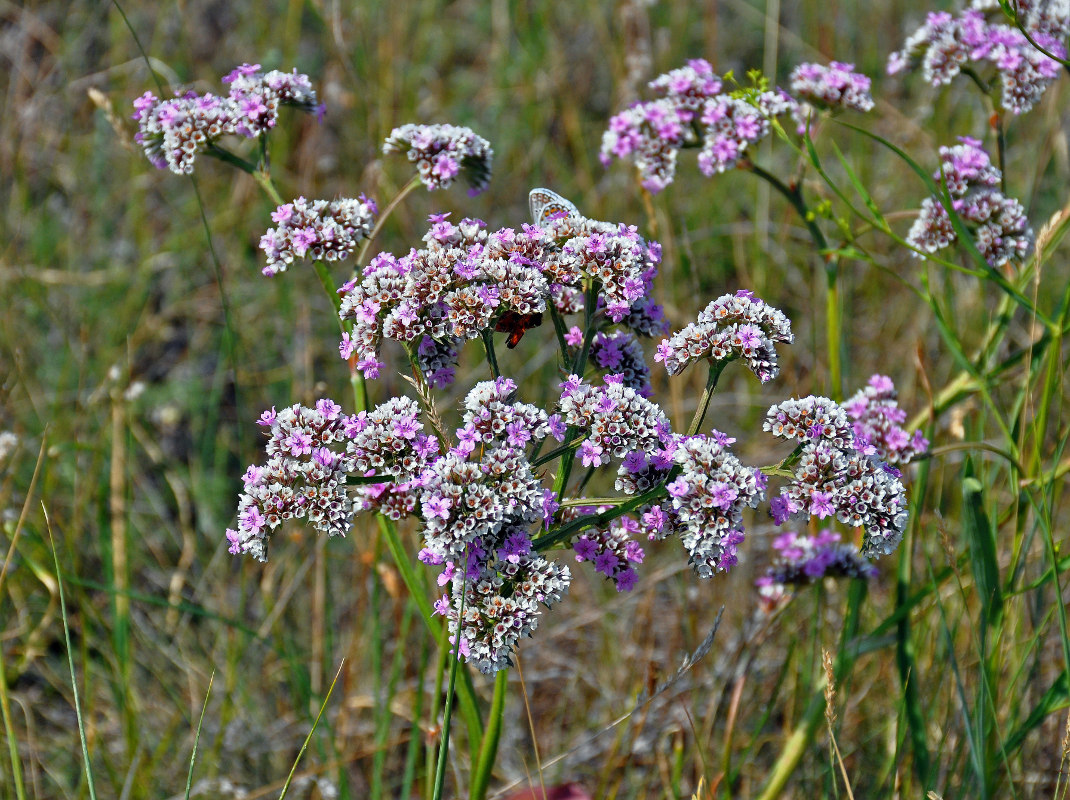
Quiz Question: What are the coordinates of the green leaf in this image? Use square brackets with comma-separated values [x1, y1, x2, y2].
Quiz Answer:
[963, 460, 1004, 629]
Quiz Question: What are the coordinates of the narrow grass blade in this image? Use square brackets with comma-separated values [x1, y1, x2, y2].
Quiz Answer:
[1004, 669, 1069, 754]
[828, 137, 887, 229]
[43, 506, 97, 800]
[278, 659, 344, 800]
[962, 460, 1004, 629]
[183, 672, 215, 800]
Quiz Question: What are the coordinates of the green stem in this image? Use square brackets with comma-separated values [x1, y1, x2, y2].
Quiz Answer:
[252, 168, 285, 205]
[548, 304, 574, 366]
[432, 554, 468, 800]
[377, 517, 484, 753]
[747, 161, 843, 397]
[687, 360, 728, 436]
[571, 279, 599, 376]
[534, 477, 673, 552]
[470, 670, 508, 800]
[531, 436, 582, 468]
[357, 175, 422, 268]
[0, 643, 26, 800]
[826, 265, 842, 400]
[205, 143, 259, 175]
[313, 261, 343, 312]
[481, 329, 501, 379]
[755, 580, 866, 800]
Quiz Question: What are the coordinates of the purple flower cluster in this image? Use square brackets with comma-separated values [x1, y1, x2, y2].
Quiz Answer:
[541, 212, 668, 335]
[789, 62, 874, 130]
[557, 374, 671, 467]
[600, 59, 798, 192]
[655, 290, 793, 382]
[590, 331, 653, 396]
[132, 63, 319, 174]
[338, 218, 551, 378]
[573, 516, 644, 592]
[765, 396, 908, 558]
[383, 123, 493, 194]
[888, 2, 1068, 114]
[259, 196, 377, 276]
[338, 209, 667, 380]
[755, 529, 878, 606]
[438, 537, 571, 674]
[347, 396, 440, 482]
[907, 137, 1033, 268]
[664, 434, 766, 577]
[557, 228, 651, 322]
[226, 400, 356, 561]
[416, 335, 461, 390]
[696, 90, 795, 176]
[844, 375, 929, 465]
[459, 377, 552, 450]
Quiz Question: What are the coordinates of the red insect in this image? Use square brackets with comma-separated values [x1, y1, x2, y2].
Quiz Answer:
[495, 311, 544, 348]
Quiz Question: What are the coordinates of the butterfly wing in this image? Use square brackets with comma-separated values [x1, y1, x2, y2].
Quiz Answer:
[529, 188, 581, 226]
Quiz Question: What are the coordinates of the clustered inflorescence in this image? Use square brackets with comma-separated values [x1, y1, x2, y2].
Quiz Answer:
[789, 61, 875, 130]
[599, 59, 801, 192]
[888, 0, 1069, 114]
[764, 394, 910, 558]
[259, 196, 378, 276]
[756, 529, 879, 607]
[186, 52, 941, 676]
[655, 290, 794, 383]
[907, 137, 1033, 268]
[334, 202, 666, 384]
[383, 123, 494, 194]
[600, 57, 879, 192]
[132, 63, 320, 174]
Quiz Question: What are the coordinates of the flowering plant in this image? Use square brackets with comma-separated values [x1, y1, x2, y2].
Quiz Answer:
[131, 36, 1045, 794]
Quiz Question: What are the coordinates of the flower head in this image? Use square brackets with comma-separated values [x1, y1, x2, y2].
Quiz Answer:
[384, 123, 494, 193]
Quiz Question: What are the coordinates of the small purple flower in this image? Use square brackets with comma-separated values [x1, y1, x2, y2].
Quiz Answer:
[574, 536, 599, 561]
[615, 568, 638, 592]
[425, 496, 453, 520]
[580, 440, 606, 468]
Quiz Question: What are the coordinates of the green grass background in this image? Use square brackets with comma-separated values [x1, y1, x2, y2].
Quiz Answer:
[2, 0, 1070, 797]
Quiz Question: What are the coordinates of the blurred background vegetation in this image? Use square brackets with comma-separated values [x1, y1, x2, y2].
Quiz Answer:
[2, 0, 1069, 797]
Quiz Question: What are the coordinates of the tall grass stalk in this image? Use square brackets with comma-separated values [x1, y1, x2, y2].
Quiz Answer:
[45, 507, 97, 800]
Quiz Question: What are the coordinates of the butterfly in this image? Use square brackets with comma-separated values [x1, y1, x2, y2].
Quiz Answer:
[495, 310, 544, 349]
[528, 187, 582, 226]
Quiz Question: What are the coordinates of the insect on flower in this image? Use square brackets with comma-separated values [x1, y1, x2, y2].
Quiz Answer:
[495, 310, 544, 348]
[529, 187, 581, 226]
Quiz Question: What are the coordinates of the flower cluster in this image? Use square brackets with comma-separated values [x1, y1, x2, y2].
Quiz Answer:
[383, 123, 493, 193]
[600, 59, 800, 191]
[907, 137, 1033, 268]
[664, 434, 766, 576]
[888, 2, 1068, 114]
[338, 219, 552, 379]
[844, 375, 929, 465]
[557, 229, 649, 321]
[557, 374, 670, 467]
[416, 335, 462, 390]
[573, 515, 644, 592]
[132, 63, 319, 174]
[439, 539, 571, 674]
[765, 395, 909, 558]
[789, 62, 874, 130]
[259, 196, 377, 276]
[755, 529, 878, 606]
[459, 378, 552, 450]
[696, 90, 795, 176]
[655, 290, 794, 382]
[541, 211, 667, 334]
[226, 400, 357, 561]
[590, 331, 653, 396]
